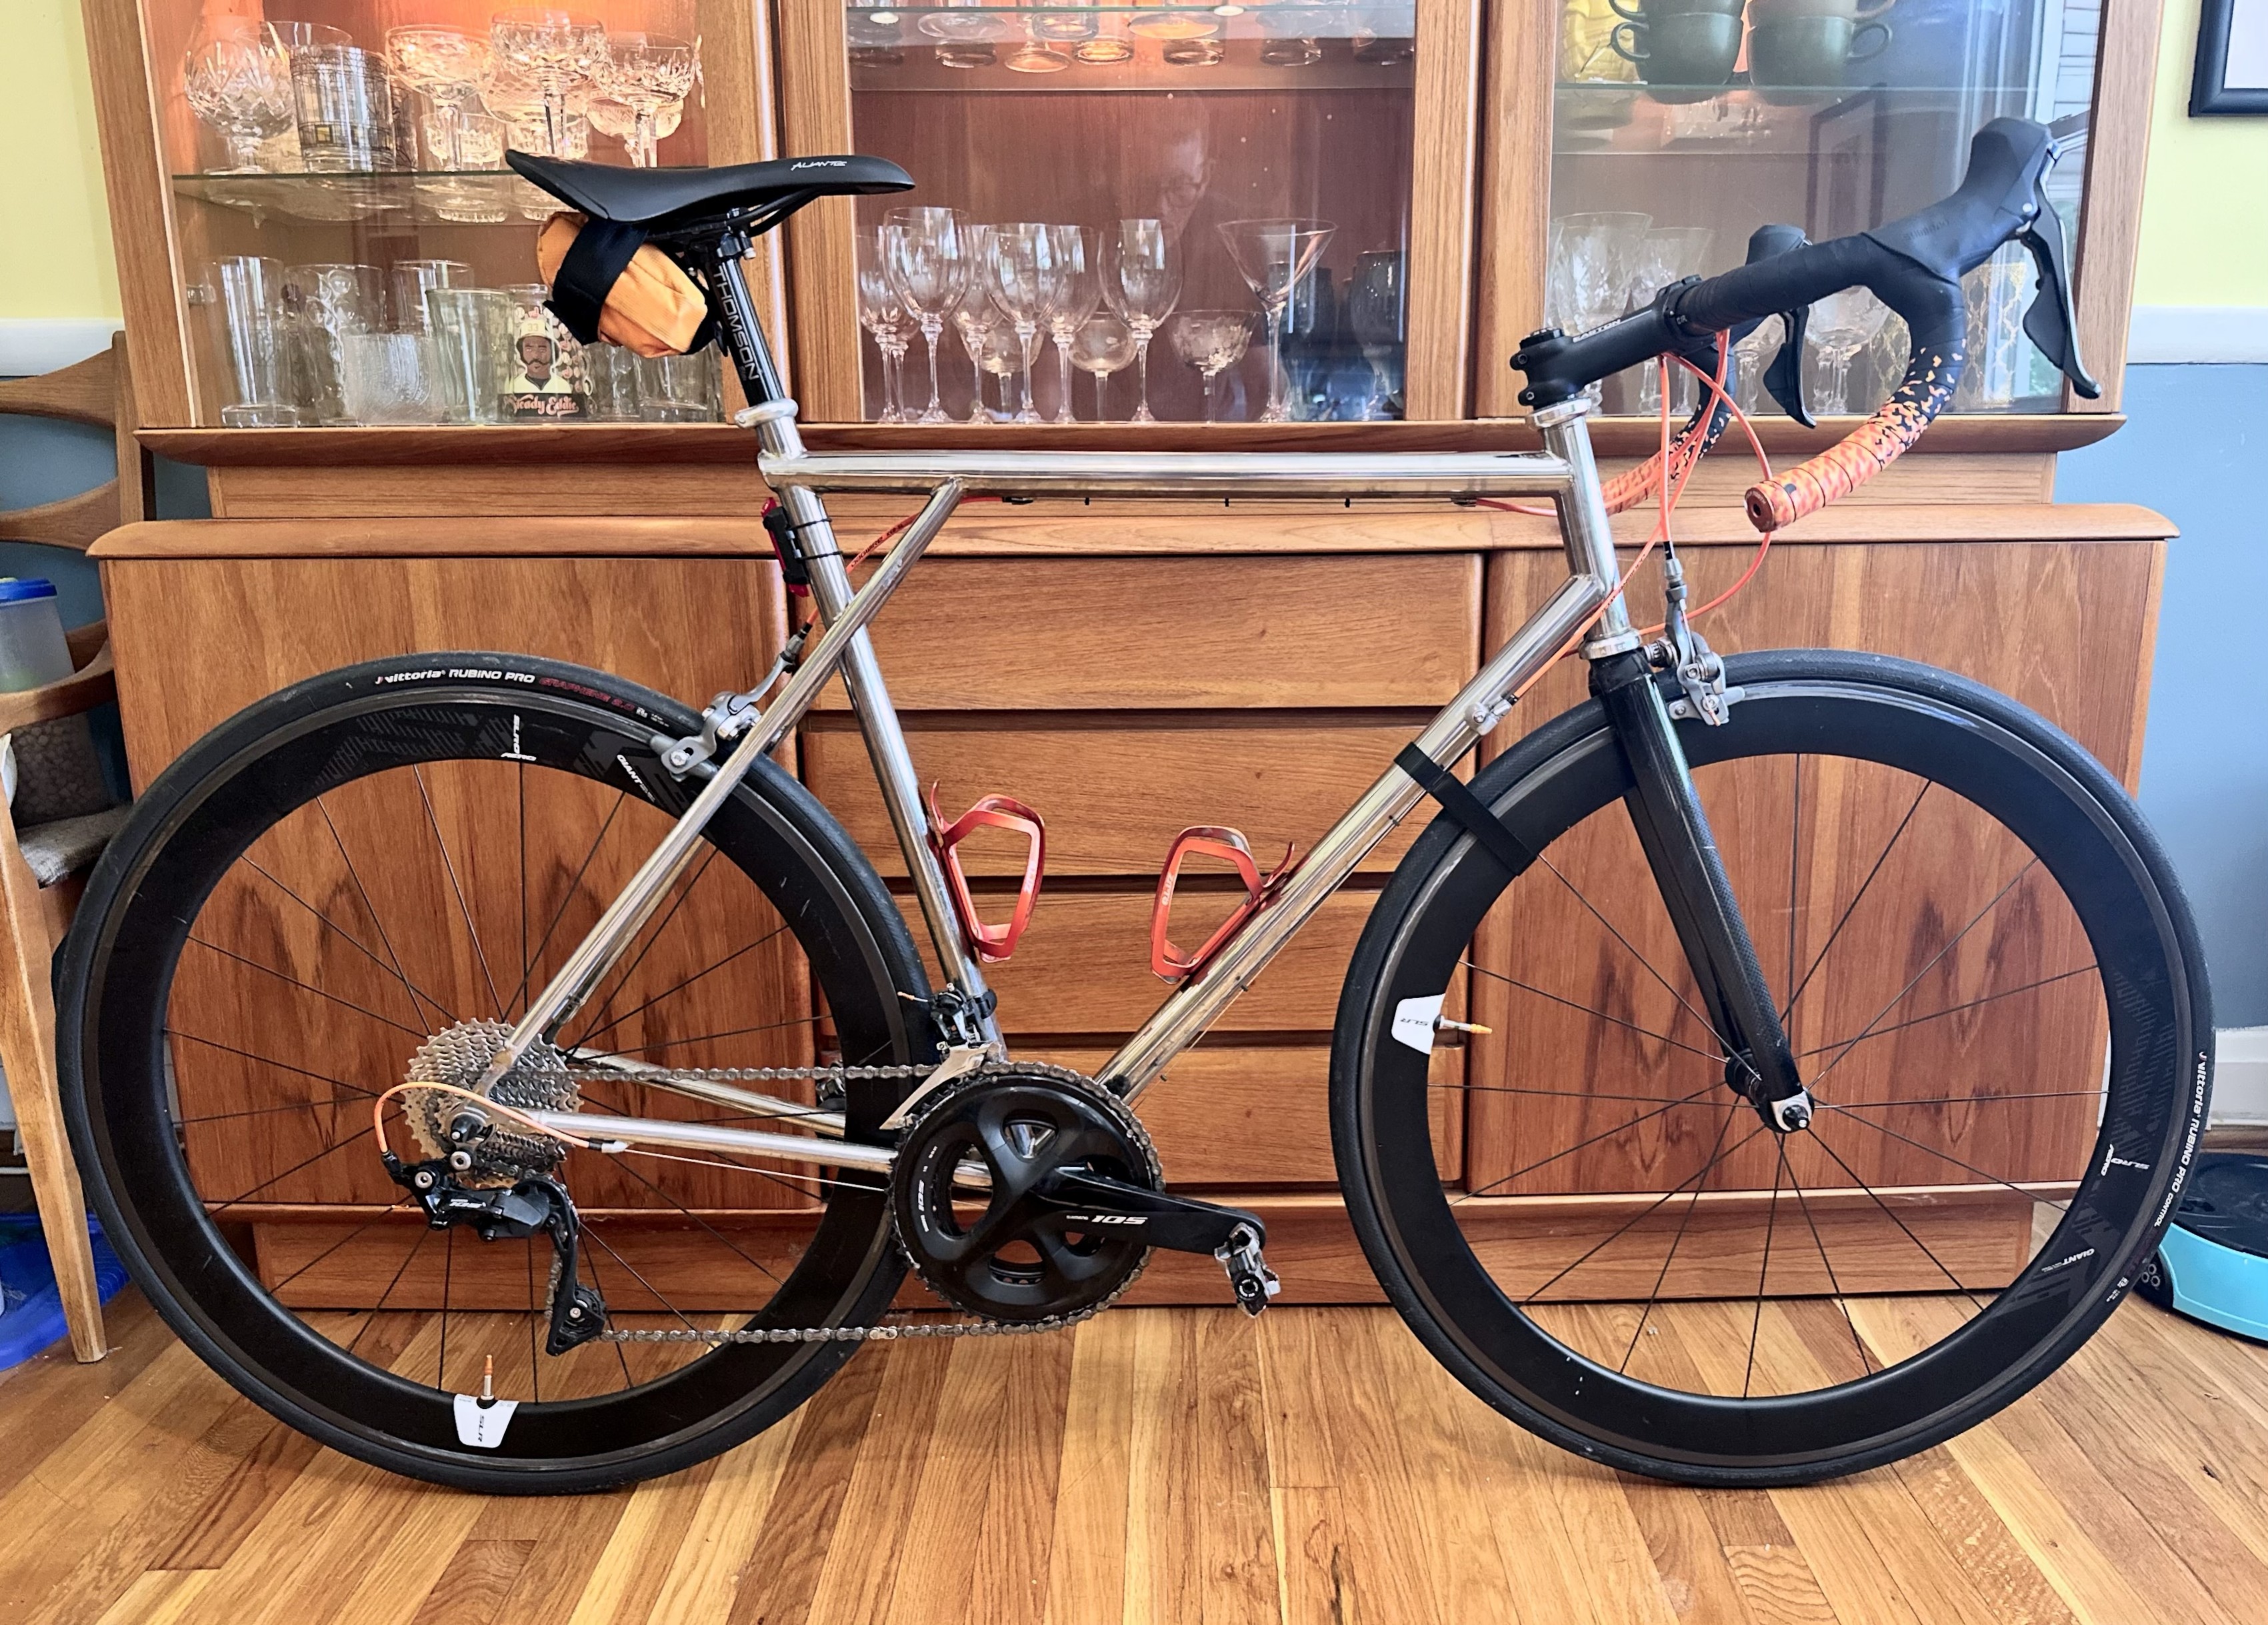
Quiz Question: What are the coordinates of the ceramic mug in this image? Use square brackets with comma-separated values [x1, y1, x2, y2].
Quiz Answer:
[1746, 14, 1891, 91]
[1610, 11, 1744, 95]
[1607, 0, 1746, 17]
[1747, 0, 1895, 20]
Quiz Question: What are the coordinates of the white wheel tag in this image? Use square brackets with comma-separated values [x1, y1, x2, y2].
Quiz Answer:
[1392, 994, 1445, 1055]
[453, 1394, 519, 1449]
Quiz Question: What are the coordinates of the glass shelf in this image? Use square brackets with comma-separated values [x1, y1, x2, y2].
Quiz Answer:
[171, 169, 601, 226]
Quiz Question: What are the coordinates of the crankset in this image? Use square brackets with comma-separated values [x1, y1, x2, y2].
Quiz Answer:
[383, 1154, 608, 1355]
[891, 1064, 1281, 1322]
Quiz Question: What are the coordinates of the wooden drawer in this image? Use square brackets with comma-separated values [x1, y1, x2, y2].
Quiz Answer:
[897, 889, 1377, 1034]
[818, 554, 1482, 711]
[804, 713, 1445, 878]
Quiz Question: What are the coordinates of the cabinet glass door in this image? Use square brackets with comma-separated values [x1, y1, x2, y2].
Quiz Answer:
[1551, 0, 2101, 417]
[153, 0, 726, 427]
[837, 4, 1425, 425]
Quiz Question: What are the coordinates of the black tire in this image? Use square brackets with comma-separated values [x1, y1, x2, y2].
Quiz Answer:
[1333, 649, 2212, 1486]
[60, 654, 933, 1494]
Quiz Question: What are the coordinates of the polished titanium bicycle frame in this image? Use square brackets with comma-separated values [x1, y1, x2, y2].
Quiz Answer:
[483, 251, 1636, 1180]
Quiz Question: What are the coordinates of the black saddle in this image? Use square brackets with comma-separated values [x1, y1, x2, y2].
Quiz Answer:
[506, 151, 913, 232]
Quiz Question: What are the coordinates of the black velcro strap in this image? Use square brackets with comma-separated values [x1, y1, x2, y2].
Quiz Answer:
[1395, 744, 1538, 876]
[547, 217, 650, 345]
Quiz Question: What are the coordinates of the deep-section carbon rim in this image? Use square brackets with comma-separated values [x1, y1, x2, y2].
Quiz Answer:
[61, 655, 931, 1491]
[1335, 651, 2209, 1484]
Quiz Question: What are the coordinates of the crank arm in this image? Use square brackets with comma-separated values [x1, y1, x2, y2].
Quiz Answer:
[1041, 1170, 1281, 1313]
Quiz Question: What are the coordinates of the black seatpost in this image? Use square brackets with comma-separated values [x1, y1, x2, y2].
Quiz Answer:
[705, 225, 787, 407]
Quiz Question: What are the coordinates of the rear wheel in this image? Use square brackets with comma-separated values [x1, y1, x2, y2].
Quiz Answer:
[1335, 650, 2210, 1484]
[61, 654, 932, 1493]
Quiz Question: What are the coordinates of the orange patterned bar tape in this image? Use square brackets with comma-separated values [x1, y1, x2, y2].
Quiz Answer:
[1742, 349, 1963, 531]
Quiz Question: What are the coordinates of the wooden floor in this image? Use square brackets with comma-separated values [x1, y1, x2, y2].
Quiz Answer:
[5, 1292, 2267, 1624]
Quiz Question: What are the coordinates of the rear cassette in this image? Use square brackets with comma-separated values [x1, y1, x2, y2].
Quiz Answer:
[891, 1064, 1159, 1322]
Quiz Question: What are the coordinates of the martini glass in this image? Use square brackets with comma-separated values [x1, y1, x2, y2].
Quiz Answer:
[1167, 311, 1252, 422]
[594, 32, 695, 167]
[1217, 219, 1335, 423]
[489, 8, 606, 157]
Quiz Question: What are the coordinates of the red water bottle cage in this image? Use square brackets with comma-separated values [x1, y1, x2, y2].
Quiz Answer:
[1151, 826, 1296, 982]
[926, 787, 1045, 964]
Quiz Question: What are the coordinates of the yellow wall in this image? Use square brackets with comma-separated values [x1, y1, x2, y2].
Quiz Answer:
[2, 1, 119, 321]
[4, 1, 2267, 321]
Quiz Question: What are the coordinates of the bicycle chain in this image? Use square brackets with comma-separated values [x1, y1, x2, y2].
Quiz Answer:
[559, 1060, 1139, 1346]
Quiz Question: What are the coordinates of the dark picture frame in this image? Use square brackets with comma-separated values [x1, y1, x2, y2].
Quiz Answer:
[2193, 0, 2268, 115]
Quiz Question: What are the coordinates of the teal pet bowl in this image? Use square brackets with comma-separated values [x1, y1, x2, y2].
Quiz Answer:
[2137, 1152, 2268, 1343]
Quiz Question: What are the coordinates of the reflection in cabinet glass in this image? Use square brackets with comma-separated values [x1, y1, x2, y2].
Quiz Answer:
[1551, 0, 2099, 416]
[841, 4, 1419, 423]
[157, 1, 723, 427]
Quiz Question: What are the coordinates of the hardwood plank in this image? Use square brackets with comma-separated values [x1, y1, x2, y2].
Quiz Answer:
[1194, 1314, 1281, 1623]
[1041, 1313, 1139, 1625]
[320, 1488, 488, 1625]
[562, 1460, 719, 1625]
[1620, 1472, 1765, 1625]
[962, 1336, 1075, 1625]
[411, 1539, 536, 1625]
[1273, 1486, 1357, 1625]
[797, 1340, 957, 1625]
[91, 1571, 217, 1625]
[1119, 1310, 1203, 1625]
[152, 1411, 323, 1570]
[0, 1292, 167, 1500]
[641, 1408, 807, 1621]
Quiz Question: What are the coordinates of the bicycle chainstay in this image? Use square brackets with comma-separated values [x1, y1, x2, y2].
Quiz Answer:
[553, 1060, 1143, 1347]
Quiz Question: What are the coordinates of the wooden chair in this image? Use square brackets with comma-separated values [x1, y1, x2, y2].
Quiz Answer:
[0, 333, 150, 1362]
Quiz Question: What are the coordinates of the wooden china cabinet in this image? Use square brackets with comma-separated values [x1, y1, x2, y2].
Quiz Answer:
[80, 0, 2171, 1306]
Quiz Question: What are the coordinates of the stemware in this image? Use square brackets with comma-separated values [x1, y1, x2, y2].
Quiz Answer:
[1547, 211, 1652, 333]
[1808, 287, 1890, 414]
[1626, 225, 1715, 413]
[1167, 311, 1252, 423]
[976, 322, 1037, 421]
[986, 223, 1062, 426]
[489, 8, 606, 157]
[881, 207, 970, 426]
[1042, 226, 1099, 425]
[855, 229, 912, 424]
[183, 19, 295, 173]
[1069, 314, 1136, 421]
[1101, 219, 1181, 425]
[949, 225, 1000, 423]
[386, 26, 487, 171]
[594, 33, 696, 167]
[1215, 219, 1335, 423]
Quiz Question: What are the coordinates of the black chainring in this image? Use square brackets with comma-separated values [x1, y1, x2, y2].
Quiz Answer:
[890, 1065, 1159, 1322]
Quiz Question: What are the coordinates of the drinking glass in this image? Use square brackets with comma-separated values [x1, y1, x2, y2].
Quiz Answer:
[1546, 211, 1652, 333]
[386, 27, 487, 167]
[1042, 226, 1099, 425]
[281, 263, 383, 423]
[949, 236, 1000, 424]
[202, 257, 303, 425]
[1167, 311, 1251, 423]
[500, 105, 590, 217]
[582, 341, 645, 421]
[1626, 225, 1715, 413]
[881, 207, 970, 426]
[183, 18, 295, 173]
[1069, 313, 1135, 421]
[1101, 219, 1180, 425]
[339, 333, 445, 424]
[417, 107, 509, 220]
[489, 8, 607, 157]
[1215, 218, 1335, 423]
[986, 223, 1061, 425]
[425, 287, 515, 423]
[1346, 249, 1407, 421]
[1808, 287, 1890, 414]
[391, 259, 474, 334]
[977, 321, 1037, 421]
[590, 93, 681, 153]
[293, 45, 399, 173]
[499, 283, 588, 415]
[638, 350, 723, 421]
[595, 33, 696, 167]
[855, 229, 911, 423]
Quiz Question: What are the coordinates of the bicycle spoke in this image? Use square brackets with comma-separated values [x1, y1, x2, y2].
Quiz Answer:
[592, 1137, 787, 1292]
[344, 1224, 429, 1360]
[1805, 1128, 1989, 1312]
[1813, 1103, 2072, 1214]
[1827, 1088, 2103, 1110]
[1461, 960, 1725, 1062]
[1806, 860, 2039, 1093]
[414, 766, 505, 1019]
[1742, 1140, 1789, 1397]
[1457, 1081, 1736, 1203]
[1620, 1105, 1741, 1371]
[265, 1196, 412, 1296]
[242, 856, 449, 1032]
[187, 938, 427, 1039]
[165, 1032, 381, 1103]
[318, 796, 454, 1032]
[583, 1221, 705, 1338]
[571, 922, 793, 1052]
[576, 1012, 820, 1062]
[1782, 780, 1929, 1023]
[524, 1242, 541, 1404]
[437, 1226, 456, 1392]
[1518, 1120, 1765, 1306]
[1432, 1080, 1721, 1105]
[1533, 850, 1736, 1057]
[1785, 753, 1802, 1013]
[205, 1124, 380, 1216]
[579, 1081, 834, 1210]
[1795, 965, 2098, 1060]
[1783, 1152, 1874, 1376]
[564, 850, 719, 1053]
[509, 790, 628, 1018]
[177, 1098, 377, 1127]
[575, 1234, 641, 1388]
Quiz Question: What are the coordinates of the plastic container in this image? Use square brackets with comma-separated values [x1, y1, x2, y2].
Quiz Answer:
[0, 579, 112, 824]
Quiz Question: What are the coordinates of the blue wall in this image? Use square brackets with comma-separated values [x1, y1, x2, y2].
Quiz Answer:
[2059, 364, 2268, 1027]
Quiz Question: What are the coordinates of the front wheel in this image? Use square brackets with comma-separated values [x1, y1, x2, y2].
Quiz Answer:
[61, 654, 933, 1493]
[1335, 650, 2210, 1485]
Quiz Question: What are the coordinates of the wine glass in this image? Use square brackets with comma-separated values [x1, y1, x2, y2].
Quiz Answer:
[1042, 226, 1099, 425]
[489, 8, 606, 157]
[1069, 313, 1136, 421]
[594, 32, 696, 167]
[855, 229, 911, 423]
[949, 225, 999, 423]
[1809, 288, 1891, 414]
[1101, 219, 1181, 425]
[1167, 311, 1251, 423]
[1215, 219, 1334, 423]
[986, 223, 1060, 426]
[977, 321, 1037, 422]
[881, 207, 969, 426]
[183, 18, 295, 173]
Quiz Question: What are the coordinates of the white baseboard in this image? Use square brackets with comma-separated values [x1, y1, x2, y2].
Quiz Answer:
[2215, 1027, 2268, 1124]
[0, 318, 122, 379]
[2127, 306, 2268, 365]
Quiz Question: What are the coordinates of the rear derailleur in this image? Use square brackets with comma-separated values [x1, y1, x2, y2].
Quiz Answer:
[891, 1064, 1283, 1323]
[382, 1153, 608, 1355]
